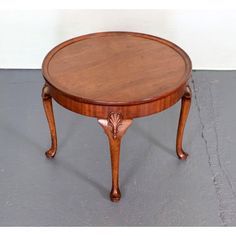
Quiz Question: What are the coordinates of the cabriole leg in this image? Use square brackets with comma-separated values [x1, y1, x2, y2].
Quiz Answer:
[176, 85, 192, 160]
[98, 112, 132, 202]
[42, 84, 57, 159]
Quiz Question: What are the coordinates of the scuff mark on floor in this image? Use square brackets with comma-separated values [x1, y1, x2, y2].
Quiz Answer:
[208, 83, 236, 199]
[192, 76, 236, 226]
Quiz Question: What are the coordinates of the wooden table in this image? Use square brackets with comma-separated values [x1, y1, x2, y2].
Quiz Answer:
[42, 32, 192, 202]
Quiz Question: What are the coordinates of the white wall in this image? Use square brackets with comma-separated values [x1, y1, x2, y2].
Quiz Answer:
[0, 10, 236, 69]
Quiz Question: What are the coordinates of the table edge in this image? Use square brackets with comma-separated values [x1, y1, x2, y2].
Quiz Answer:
[42, 31, 192, 106]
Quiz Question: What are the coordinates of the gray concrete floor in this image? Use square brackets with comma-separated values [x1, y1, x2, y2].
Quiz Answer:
[0, 69, 236, 226]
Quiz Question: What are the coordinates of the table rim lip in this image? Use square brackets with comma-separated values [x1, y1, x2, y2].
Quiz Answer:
[42, 31, 192, 106]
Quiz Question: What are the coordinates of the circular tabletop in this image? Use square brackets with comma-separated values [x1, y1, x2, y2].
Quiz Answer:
[42, 32, 191, 106]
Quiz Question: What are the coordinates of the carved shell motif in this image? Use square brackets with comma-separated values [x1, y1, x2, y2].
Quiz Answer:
[108, 112, 123, 139]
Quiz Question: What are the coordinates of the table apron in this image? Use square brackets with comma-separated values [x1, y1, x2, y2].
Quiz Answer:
[47, 83, 187, 119]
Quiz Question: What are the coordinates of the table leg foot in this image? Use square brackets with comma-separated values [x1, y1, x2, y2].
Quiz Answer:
[110, 188, 121, 202]
[176, 85, 192, 160]
[45, 149, 56, 159]
[177, 149, 188, 161]
[42, 84, 57, 159]
[98, 112, 132, 202]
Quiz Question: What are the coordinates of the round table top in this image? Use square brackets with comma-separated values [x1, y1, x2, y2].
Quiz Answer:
[42, 32, 191, 106]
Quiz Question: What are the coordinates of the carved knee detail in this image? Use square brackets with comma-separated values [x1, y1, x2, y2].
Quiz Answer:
[42, 84, 51, 100]
[108, 112, 123, 139]
[184, 85, 192, 99]
[98, 112, 132, 140]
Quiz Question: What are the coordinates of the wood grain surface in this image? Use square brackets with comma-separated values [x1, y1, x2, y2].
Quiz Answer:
[43, 32, 191, 106]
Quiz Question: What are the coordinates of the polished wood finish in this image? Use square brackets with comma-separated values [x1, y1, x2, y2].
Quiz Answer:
[47, 82, 186, 119]
[42, 84, 57, 159]
[41, 32, 192, 202]
[98, 113, 132, 202]
[176, 85, 192, 160]
[42, 32, 191, 120]
[42, 32, 191, 106]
